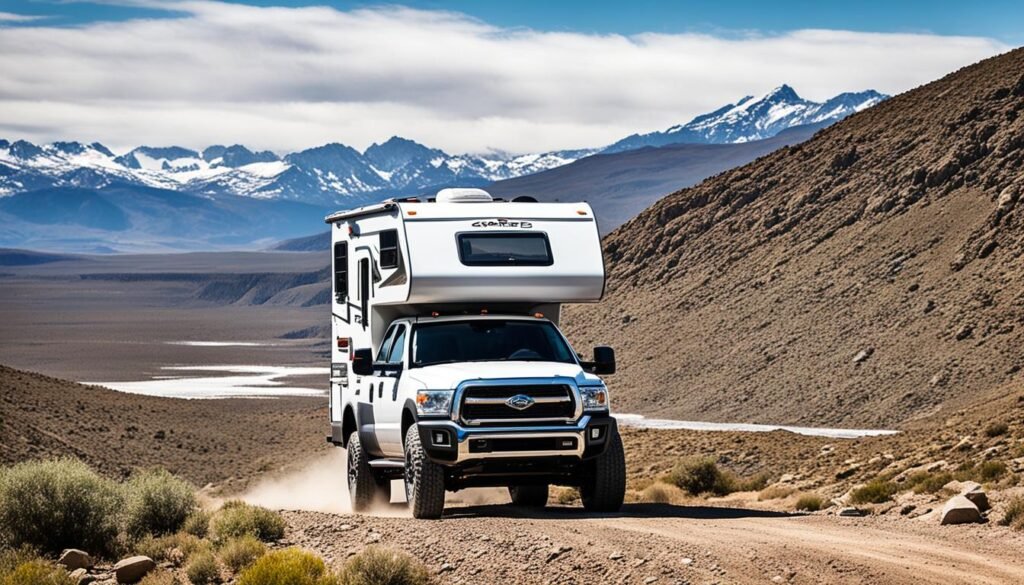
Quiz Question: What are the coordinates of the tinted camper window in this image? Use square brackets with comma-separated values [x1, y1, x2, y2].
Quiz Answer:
[457, 233, 553, 266]
[359, 258, 369, 330]
[379, 229, 399, 269]
[333, 242, 348, 302]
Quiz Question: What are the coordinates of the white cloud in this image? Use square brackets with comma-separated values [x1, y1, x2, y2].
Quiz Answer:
[0, 11, 44, 22]
[0, 1, 1011, 154]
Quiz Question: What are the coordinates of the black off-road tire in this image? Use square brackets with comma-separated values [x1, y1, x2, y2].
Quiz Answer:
[404, 425, 446, 519]
[580, 429, 626, 513]
[509, 484, 549, 507]
[347, 433, 389, 512]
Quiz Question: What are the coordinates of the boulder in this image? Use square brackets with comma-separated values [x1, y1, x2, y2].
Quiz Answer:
[838, 507, 863, 517]
[940, 495, 982, 525]
[59, 549, 93, 571]
[113, 556, 156, 584]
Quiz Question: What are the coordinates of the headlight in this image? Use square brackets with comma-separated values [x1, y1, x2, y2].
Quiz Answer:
[416, 390, 453, 416]
[580, 386, 609, 411]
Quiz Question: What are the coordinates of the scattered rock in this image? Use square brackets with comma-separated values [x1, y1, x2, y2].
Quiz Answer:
[644, 577, 658, 584]
[852, 348, 874, 364]
[68, 568, 92, 584]
[438, 562, 454, 574]
[59, 549, 93, 571]
[153, 430, 165, 440]
[838, 507, 863, 517]
[955, 324, 974, 340]
[608, 552, 623, 561]
[940, 495, 982, 525]
[681, 558, 693, 566]
[545, 545, 571, 563]
[113, 556, 156, 584]
[944, 480, 989, 511]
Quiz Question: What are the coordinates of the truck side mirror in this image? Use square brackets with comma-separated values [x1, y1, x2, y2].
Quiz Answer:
[592, 345, 616, 375]
[352, 348, 374, 376]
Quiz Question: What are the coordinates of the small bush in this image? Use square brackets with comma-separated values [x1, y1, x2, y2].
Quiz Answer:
[984, 422, 1009, 438]
[641, 482, 679, 504]
[795, 493, 825, 512]
[134, 532, 211, 564]
[758, 485, 796, 501]
[186, 551, 221, 585]
[735, 473, 771, 492]
[239, 549, 339, 585]
[219, 535, 267, 573]
[210, 501, 285, 544]
[907, 471, 954, 494]
[124, 469, 197, 538]
[0, 459, 123, 554]
[0, 558, 77, 585]
[976, 461, 1008, 483]
[138, 571, 180, 585]
[553, 488, 578, 505]
[667, 458, 734, 496]
[1001, 495, 1024, 531]
[337, 547, 432, 585]
[849, 479, 898, 504]
[183, 510, 212, 538]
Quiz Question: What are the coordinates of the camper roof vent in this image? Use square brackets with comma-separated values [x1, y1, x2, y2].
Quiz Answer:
[436, 188, 493, 203]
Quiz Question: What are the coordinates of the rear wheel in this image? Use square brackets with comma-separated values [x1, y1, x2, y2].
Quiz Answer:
[580, 429, 626, 513]
[404, 425, 446, 519]
[509, 484, 549, 507]
[347, 433, 389, 512]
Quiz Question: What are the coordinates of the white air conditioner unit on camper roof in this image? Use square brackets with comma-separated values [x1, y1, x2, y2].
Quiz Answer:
[436, 187, 493, 203]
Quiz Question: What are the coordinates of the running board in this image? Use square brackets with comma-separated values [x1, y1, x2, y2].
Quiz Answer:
[368, 458, 405, 468]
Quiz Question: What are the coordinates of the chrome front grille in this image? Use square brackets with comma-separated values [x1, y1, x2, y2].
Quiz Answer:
[459, 384, 578, 426]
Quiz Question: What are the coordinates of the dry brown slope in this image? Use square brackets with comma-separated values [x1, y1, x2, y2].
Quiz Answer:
[565, 48, 1024, 427]
[0, 365, 330, 489]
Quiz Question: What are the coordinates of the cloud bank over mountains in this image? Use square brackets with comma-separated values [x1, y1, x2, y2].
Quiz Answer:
[0, 1, 1009, 154]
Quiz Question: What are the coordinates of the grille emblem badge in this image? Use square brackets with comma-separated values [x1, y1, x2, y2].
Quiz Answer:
[505, 394, 535, 411]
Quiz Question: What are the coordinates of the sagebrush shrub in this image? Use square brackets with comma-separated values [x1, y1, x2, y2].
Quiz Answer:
[1001, 495, 1024, 531]
[0, 459, 123, 554]
[849, 479, 898, 504]
[182, 510, 212, 538]
[0, 558, 77, 585]
[186, 551, 221, 585]
[337, 547, 432, 585]
[219, 535, 267, 573]
[210, 501, 285, 544]
[138, 571, 181, 585]
[667, 457, 733, 496]
[795, 493, 824, 512]
[641, 482, 679, 504]
[239, 548, 339, 585]
[124, 468, 197, 538]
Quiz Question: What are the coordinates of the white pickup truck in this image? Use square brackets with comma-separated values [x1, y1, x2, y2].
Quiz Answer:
[325, 188, 625, 519]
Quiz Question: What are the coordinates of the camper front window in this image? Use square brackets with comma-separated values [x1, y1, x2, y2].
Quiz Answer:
[411, 319, 575, 367]
[457, 233, 553, 266]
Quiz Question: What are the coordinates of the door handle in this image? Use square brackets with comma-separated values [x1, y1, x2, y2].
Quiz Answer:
[378, 381, 384, 399]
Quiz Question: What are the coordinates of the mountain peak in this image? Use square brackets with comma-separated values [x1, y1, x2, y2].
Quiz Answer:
[763, 84, 801, 102]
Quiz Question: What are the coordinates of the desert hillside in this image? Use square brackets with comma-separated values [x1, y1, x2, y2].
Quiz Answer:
[566, 48, 1024, 427]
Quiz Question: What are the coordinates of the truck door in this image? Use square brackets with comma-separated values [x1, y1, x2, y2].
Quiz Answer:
[373, 323, 407, 455]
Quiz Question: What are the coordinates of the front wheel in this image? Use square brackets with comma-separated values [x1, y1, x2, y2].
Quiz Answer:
[580, 429, 626, 513]
[404, 425, 446, 519]
[347, 433, 389, 512]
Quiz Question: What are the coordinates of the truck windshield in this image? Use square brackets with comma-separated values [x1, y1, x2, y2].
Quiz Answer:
[411, 320, 576, 367]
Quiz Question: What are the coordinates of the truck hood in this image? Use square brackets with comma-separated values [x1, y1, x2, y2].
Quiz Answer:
[406, 361, 601, 390]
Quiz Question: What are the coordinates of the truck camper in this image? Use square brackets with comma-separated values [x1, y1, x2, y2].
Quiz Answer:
[325, 188, 625, 518]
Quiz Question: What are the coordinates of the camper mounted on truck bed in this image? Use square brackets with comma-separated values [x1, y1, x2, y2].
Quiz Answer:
[325, 187, 625, 519]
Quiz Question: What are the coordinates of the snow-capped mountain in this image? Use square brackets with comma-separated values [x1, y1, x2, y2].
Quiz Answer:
[604, 86, 888, 153]
[0, 137, 595, 206]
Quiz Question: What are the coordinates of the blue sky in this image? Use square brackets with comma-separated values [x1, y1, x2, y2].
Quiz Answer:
[6, 0, 1023, 42]
[0, 1, 1017, 153]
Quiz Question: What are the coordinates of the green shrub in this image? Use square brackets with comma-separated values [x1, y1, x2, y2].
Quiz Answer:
[907, 471, 953, 494]
[849, 479, 898, 504]
[337, 547, 432, 585]
[795, 493, 825, 512]
[183, 510, 212, 538]
[984, 422, 1009, 438]
[0, 558, 77, 585]
[124, 469, 197, 538]
[219, 535, 267, 573]
[976, 461, 1008, 483]
[239, 549, 339, 585]
[1001, 495, 1024, 531]
[666, 458, 733, 496]
[186, 551, 221, 585]
[0, 459, 123, 554]
[210, 501, 286, 544]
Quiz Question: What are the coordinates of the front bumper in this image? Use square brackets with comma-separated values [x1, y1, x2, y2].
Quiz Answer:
[416, 414, 617, 465]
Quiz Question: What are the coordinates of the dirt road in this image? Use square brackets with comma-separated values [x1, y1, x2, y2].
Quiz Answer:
[283, 502, 1024, 585]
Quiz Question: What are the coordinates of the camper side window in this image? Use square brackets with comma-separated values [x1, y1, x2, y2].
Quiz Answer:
[333, 242, 348, 302]
[457, 233, 553, 266]
[379, 229, 399, 269]
[387, 325, 407, 364]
